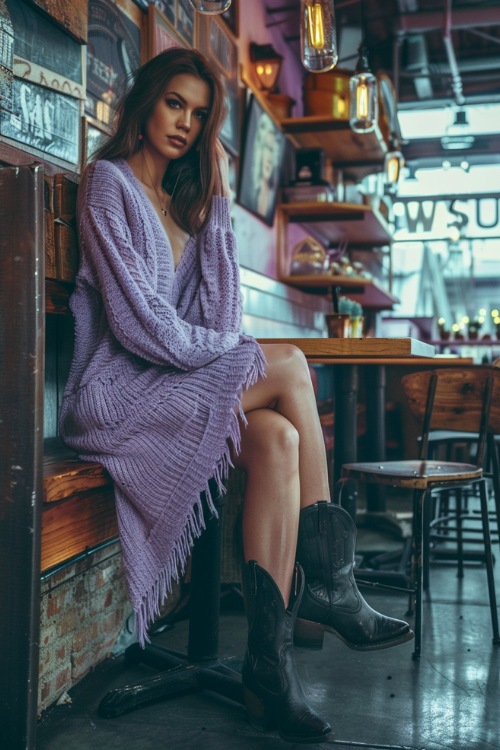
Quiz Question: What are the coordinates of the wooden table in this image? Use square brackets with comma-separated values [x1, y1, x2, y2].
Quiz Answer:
[258, 337, 473, 514]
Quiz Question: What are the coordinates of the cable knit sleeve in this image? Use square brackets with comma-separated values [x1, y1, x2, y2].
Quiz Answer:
[196, 197, 243, 333]
[77, 163, 242, 371]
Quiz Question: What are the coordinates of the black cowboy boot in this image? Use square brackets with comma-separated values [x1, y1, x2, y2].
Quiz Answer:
[241, 560, 332, 743]
[295, 501, 414, 651]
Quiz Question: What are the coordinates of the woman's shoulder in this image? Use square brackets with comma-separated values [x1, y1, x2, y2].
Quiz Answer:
[84, 158, 129, 186]
[80, 159, 134, 204]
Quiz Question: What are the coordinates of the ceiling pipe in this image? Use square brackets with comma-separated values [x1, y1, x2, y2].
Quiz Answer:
[442, 0, 464, 106]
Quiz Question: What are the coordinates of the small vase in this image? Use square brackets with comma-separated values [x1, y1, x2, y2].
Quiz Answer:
[326, 313, 351, 338]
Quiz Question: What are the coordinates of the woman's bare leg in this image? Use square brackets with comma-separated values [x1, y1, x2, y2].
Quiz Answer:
[240, 343, 330, 506]
[233, 343, 331, 603]
[234, 408, 301, 602]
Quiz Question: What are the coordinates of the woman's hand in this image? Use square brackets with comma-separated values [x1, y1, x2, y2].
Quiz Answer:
[214, 139, 231, 198]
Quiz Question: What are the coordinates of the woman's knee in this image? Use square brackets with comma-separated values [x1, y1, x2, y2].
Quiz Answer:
[239, 410, 300, 467]
[264, 343, 311, 385]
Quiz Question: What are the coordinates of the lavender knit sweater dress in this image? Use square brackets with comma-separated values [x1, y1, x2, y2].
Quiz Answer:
[59, 159, 266, 645]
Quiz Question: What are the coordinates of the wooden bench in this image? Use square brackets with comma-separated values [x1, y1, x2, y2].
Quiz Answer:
[42, 438, 117, 573]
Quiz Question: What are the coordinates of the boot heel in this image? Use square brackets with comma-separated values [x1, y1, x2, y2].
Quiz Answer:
[243, 686, 276, 732]
[294, 617, 325, 649]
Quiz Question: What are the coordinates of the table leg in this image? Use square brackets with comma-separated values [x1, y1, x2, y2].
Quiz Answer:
[365, 365, 387, 513]
[333, 364, 358, 519]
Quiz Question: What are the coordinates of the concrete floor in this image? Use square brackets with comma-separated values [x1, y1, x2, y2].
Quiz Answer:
[36, 535, 500, 750]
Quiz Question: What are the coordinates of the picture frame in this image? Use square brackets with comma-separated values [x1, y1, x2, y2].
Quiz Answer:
[219, 76, 242, 157]
[197, 15, 241, 156]
[81, 114, 112, 169]
[197, 14, 236, 77]
[176, 0, 196, 47]
[148, 4, 187, 57]
[220, 2, 239, 37]
[86, 0, 142, 130]
[150, 1, 195, 48]
[237, 94, 286, 226]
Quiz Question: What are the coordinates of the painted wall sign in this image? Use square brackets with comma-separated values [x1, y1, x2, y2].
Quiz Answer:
[394, 196, 500, 241]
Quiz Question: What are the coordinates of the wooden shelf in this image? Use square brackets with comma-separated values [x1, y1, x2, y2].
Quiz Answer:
[276, 200, 395, 311]
[280, 274, 399, 310]
[278, 201, 392, 248]
[280, 116, 388, 178]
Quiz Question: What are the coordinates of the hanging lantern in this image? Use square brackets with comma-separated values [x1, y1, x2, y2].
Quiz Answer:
[349, 48, 378, 133]
[250, 43, 283, 92]
[300, 0, 338, 73]
[188, 0, 232, 15]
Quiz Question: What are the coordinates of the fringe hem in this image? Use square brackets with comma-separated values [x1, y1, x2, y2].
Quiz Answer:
[134, 341, 267, 647]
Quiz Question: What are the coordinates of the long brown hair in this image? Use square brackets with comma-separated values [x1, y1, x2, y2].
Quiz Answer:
[93, 48, 227, 234]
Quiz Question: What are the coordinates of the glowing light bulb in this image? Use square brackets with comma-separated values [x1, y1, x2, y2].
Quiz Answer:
[300, 0, 338, 73]
[357, 81, 369, 120]
[349, 51, 378, 133]
[307, 3, 325, 49]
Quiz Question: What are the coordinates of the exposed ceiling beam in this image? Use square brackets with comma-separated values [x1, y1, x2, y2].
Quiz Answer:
[398, 6, 500, 33]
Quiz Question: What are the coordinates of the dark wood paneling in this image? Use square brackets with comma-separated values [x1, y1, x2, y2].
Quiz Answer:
[0, 164, 44, 750]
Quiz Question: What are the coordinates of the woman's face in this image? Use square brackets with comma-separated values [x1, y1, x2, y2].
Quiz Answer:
[144, 73, 211, 161]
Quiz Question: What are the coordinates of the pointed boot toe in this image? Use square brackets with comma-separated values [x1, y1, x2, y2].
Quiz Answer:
[296, 502, 414, 652]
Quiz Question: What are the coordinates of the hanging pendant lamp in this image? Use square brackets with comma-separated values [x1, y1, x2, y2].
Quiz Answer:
[385, 139, 405, 185]
[349, 46, 378, 133]
[300, 0, 338, 73]
[188, 0, 232, 15]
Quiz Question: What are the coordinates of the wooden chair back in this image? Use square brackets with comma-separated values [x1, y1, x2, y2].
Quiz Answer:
[401, 367, 500, 466]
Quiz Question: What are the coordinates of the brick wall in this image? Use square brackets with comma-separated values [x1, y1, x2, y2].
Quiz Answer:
[38, 541, 183, 715]
[38, 542, 132, 714]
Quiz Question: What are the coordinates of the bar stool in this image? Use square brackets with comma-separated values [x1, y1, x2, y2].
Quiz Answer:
[423, 429, 500, 586]
[341, 367, 500, 660]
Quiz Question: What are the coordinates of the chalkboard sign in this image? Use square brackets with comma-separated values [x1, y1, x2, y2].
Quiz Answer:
[7, 0, 83, 86]
[86, 0, 142, 128]
[1, 77, 80, 165]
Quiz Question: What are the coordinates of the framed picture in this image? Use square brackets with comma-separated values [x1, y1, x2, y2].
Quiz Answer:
[151, 1, 195, 48]
[219, 76, 242, 157]
[148, 4, 186, 57]
[81, 115, 111, 169]
[0, 78, 81, 167]
[220, 3, 239, 37]
[86, 0, 142, 129]
[237, 94, 286, 226]
[176, 0, 196, 47]
[197, 14, 236, 77]
[197, 15, 241, 156]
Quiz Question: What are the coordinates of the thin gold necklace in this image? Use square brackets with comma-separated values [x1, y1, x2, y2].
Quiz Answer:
[142, 151, 169, 216]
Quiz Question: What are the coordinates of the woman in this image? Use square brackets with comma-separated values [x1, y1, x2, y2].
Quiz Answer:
[60, 48, 412, 743]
